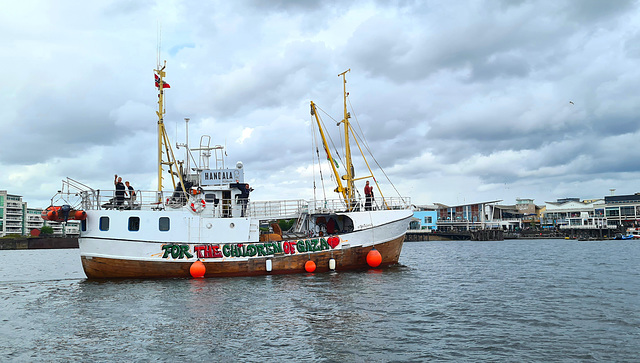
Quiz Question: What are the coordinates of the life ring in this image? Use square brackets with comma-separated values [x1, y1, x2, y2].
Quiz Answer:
[190, 198, 206, 213]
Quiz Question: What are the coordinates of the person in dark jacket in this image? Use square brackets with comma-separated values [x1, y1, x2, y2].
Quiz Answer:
[114, 174, 126, 207]
[238, 183, 253, 217]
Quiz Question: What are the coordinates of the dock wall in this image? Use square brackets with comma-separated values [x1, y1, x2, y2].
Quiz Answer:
[0, 237, 79, 250]
[407, 227, 619, 241]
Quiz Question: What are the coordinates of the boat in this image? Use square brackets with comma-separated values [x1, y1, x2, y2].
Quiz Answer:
[624, 227, 640, 239]
[50, 63, 412, 279]
[41, 205, 86, 222]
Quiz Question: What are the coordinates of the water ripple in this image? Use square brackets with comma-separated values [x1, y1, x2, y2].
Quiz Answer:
[1, 240, 639, 361]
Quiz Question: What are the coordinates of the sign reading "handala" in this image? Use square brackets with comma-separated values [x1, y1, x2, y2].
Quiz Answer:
[200, 169, 243, 186]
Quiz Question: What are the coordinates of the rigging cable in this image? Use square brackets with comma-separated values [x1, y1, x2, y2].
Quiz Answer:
[347, 97, 407, 204]
[314, 104, 346, 171]
[310, 113, 317, 202]
[310, 113, 328, 202]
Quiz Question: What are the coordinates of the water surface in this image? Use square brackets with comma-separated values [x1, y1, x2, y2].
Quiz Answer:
[1, 240, 638, 361]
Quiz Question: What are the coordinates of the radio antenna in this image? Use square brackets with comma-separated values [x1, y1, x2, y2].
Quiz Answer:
[156, 21, 162, 69]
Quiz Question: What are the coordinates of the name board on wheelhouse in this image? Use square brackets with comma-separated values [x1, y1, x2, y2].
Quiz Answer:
[201, 169, 244, 186]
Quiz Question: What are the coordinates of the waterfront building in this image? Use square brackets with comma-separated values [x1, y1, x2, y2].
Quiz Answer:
[485, 199, 541, 231]
[0, 190, 26, 237]
[48, 220, 81, 237]
[542, 198, 612, 230]
[436, 200, 498, 231]
[431, 199, 546, 232]
[603, 193, 640, 229]
[516, 198, 545, 228]
[410, 205, 438, 230]
[0, 190, 79, 237]
[26, 207, 44, 232]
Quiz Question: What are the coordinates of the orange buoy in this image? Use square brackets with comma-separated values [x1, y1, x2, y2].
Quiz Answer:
[190, 260, 206, 278]
[305, 260, 316, 273]
[366, 248, 382, 268]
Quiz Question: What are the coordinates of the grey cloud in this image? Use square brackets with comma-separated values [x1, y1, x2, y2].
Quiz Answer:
[4, 0, 640, 209]
[468, 53, 531, 81]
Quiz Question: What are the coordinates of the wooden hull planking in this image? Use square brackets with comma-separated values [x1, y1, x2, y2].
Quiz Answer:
[80, 235, 405, 279]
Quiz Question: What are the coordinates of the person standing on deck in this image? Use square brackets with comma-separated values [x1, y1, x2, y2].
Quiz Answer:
[125, 181, 136, 208]
[114, 175, 126, 207]
[364, 180, 373, 211]
[238, 183, 252, 217]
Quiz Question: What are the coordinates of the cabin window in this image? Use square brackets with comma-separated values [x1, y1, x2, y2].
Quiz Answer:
[99, 216, 110, 231]
[128, 217, 140, 231]
[159, 217, 170, 231]
[81, 219, 87, 231]
[204, 193, 217, 203]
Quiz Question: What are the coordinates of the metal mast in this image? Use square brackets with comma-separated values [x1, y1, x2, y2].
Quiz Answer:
[310, 101, 347, 203]
[338, 69, 355, 204]
[154, 61, 186, 197]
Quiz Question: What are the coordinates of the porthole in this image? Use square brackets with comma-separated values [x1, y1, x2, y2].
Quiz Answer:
[128, 216, 140, 231]
[99, 216, 109, 231]
[159, 217, 170, 231]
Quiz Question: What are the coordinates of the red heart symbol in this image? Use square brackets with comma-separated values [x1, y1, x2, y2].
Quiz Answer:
[327, 236, 340, 249]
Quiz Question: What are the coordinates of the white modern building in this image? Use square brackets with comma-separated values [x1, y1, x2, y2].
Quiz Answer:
[603, 193, 640, 229]
[0, 190, 79, 237]
[0, 190, 26, 237]
[542, 198, 613, 230]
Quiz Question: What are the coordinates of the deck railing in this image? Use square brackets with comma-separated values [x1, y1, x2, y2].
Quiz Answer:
[62, 189, 410, 218]
[249, 200, 307, 219]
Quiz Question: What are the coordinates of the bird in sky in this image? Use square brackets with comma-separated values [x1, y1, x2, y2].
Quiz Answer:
[569, 101, 574, 105]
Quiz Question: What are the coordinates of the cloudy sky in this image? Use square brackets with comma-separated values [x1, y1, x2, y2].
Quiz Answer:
[2, 0, 640, 209]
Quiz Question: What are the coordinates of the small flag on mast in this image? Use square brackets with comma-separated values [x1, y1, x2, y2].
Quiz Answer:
[155, 74, 170, 88]
[328, 156, 339, 168]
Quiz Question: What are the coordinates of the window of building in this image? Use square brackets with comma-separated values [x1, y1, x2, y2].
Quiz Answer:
[99, 216, 110, 231]
[81, 219, 86, 232]
[605, 207, 620, 217]
[128, 217, 140, 231]
[620, 206, 635, 216]
[159, 217, 170, 231]
[424, 216, 432, 224]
